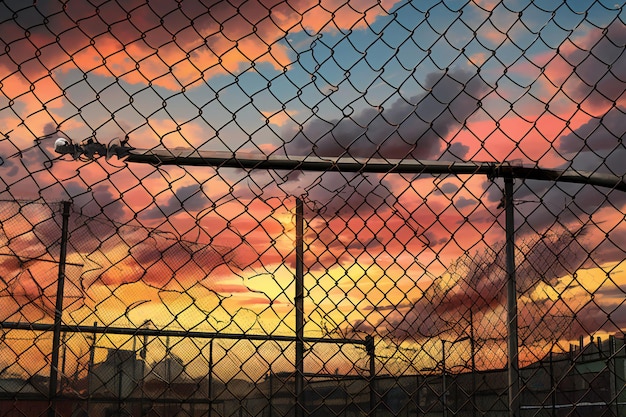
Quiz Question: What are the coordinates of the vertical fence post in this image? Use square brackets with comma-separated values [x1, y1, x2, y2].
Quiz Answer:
[87, 322, 97, 416]
[609, 335, 617, 416]
[366, 335, 376, 417]
[209, 339, 214, 417]
[469, 309, 476, 417]
[442, 340, 447, 417]
[269, 369, 274, 417]
[504, 178, 520, 417]
[549, 349, 555, 417]
[140, 322, 147, 416]
[48, 201, 71, 417]
[618, 336, 626, 415]
[295, 197, 304, 417]
[60, 332, 67, 392]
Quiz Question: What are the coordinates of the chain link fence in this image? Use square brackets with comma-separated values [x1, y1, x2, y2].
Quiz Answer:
[1, 1, 625, 416]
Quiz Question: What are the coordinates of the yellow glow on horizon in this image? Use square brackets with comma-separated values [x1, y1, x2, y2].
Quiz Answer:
[528, 260, 626, 304]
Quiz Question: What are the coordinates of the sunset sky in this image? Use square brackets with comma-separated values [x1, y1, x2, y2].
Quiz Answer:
[0, 0, 625, 379]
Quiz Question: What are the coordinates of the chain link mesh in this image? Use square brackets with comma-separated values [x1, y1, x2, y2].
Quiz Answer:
[1, 1, 625, 416]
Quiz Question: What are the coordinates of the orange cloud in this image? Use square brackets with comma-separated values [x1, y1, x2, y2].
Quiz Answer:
[470, 0, 500, 11]
[262, 110, 296, 127]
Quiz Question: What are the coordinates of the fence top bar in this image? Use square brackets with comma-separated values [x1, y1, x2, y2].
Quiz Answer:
[0, 321, 368, 345]
[125, 148, 626, 192]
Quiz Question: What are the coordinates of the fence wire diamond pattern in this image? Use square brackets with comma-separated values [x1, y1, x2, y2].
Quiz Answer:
[1, 1, 625, 416]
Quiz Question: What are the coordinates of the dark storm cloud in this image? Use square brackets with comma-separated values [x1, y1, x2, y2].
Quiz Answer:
[267, 67, 491, 258]
[0, 139, 58, 197]
[443, 142, 471, 160]
[302, 172, 394, 217]
[558, 107, 626, 155]
[480, 177, 626, 272]
[555, 107, 626, 186]
[434, 182, 460, 196]
[454, 196, 477, 209]
[284, 68, 490, 160]
[142, 184, 211, 220]
[0, 153, 19, 178]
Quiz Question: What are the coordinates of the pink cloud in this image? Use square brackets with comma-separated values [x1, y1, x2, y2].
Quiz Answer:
[0, 0, 400, 94]
[539, 21, 626, 116]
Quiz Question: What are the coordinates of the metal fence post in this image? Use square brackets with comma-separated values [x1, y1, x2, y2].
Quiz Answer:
[442, 340, 447, 417]
[504, 178, 520, 417]
[618, 336, 626, 415]
[469, 309, 476, 417]
[209, 338, 214, 417]
[295, 197, 304, 417]
[609, 335, 617, 416]
[549, 350, 555, 417]
[366, 335, 376, 417]
[48, 201, 71, 417]
[269, 369, 274, 417]
[87, 322, 97, 416]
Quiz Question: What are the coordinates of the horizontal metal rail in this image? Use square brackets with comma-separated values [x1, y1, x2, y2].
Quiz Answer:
[0, 321, 368, 345]
[0, 393, 228, 405]
[123, 149, 626, 192]
[53, 141, 626, 192]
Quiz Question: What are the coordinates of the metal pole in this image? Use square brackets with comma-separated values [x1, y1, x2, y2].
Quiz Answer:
[48, 201, 71, 417]
[549, 350, 555, 417]
[208, 339, 214, 417]
[87, 322, 97, 416]
[140, 323, 147, 417]
[469, 309, 476, 417]
[504, 178, 520, 417]
[269, 369, 273, 417]
[366, 335, 376, 417]
[60, 332, 67, 392]
[609, 335, 618, 416]
[442, 340, 447, 417]
[295, 197, 304, 417]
